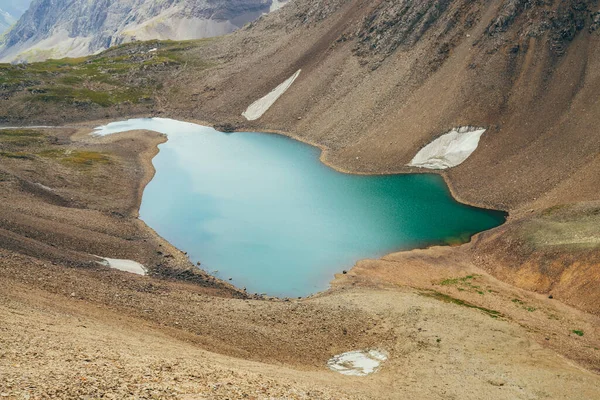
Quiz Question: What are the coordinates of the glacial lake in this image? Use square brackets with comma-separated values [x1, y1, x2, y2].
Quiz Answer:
[95, 118, 506, 297]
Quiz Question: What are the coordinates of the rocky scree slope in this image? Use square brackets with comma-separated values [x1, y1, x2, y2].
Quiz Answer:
[0, 0, 283, 62]
[169, 0, 600, 210]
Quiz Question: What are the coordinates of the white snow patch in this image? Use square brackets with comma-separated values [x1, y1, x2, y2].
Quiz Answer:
[327, 349, 388, 376]
[269, 0, 289, 12]
[408, 126, 487, 170]
[99, 257, 146, 275]
[242, 69, 301, 121]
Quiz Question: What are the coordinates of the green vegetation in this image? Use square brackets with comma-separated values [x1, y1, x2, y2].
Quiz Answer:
[0, 129, 43, 137]
[38, 149, 110, 166]
[572, 330, 584, 337]
[511, 298, 536, 312]
[0, 129, 110, 168]
[0, 39, 215, 108]
[0, 129, 46, 157]
[0, 129, 44, 146]
[419, 290, 503, 319]
[0, 151, 33, 159]
[440, 275, 478, 286]
[439, 274, 490, 295]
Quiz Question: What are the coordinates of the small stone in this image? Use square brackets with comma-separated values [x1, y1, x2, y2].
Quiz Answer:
[70, 292, 76, 297]
[342, 270, 347, 274]
[548, 294, 553, 299]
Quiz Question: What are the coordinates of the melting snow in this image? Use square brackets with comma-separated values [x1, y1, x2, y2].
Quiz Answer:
[327, 349, 388, 376]
[242, 69, 301, 121]
[408, 126, 486, 170]
[99, 257, 146, 275]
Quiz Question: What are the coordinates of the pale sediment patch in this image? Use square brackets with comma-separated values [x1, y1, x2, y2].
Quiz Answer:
[327, 349, 388, 376]
[409, 126, 486, 170]
[242, 69, 301, 121]
[99, 257, 146, 275]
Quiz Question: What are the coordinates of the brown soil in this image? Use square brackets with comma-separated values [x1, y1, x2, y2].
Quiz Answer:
[0, 126, 598, 399]
[0, 0, 599, 397]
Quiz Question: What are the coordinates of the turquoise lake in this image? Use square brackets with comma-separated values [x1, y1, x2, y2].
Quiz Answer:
[95, 118, 506, 297]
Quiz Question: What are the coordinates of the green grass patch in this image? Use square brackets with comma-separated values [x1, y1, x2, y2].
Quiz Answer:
[419, 290, 503, 319]
[572, 330, 584, 337]
[0, 136, 44, 146]
[0, 129, 43, 137]
[440, 275, 478, 286]
[0, 129, 45, 147]
[0, 151, 33, 159]
[511, 298, 536, 312]
[0, 37, 221, 112]
[38, 149, 110, 166]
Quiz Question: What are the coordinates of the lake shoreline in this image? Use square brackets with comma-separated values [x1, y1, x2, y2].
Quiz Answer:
[1, 118, 598, 393]
[89, 117, 506, 298]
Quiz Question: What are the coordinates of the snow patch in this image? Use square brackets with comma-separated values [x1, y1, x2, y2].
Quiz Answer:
[269, 0, 289, 12]
[242, 69, 301, 121]
[99, 257, 146, 275]
[327, 349, 388, 376]
[408, 126, 486, 170]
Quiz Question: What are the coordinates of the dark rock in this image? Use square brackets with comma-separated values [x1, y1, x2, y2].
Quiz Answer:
[214, 123, 237, 133]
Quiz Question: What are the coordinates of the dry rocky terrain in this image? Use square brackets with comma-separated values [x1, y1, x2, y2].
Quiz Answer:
[0, 0, 599, 398]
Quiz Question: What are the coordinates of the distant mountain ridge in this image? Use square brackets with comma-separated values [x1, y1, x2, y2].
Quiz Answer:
[0, 0, 32, 34]
[0, 0, 286, 62]
[0, 8, 16, 34]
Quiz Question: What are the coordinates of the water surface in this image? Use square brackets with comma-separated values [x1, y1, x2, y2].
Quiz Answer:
[95, 118, 505, 297]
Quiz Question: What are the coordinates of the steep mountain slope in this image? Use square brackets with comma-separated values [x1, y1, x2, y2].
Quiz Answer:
[168, 0, 600, 210]
[0, 0, 286, 62]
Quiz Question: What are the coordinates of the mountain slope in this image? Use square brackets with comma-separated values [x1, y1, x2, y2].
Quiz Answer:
[0, 0, 286, 62]
[169, 0, 600, 210]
